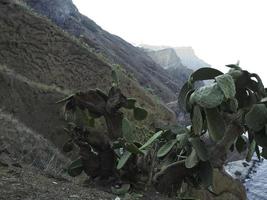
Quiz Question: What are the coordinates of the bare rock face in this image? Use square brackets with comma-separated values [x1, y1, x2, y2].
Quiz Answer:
[23, 0, 79, 27]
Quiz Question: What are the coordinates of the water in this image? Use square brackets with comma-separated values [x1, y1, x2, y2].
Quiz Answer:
[245, 159, 267, 200]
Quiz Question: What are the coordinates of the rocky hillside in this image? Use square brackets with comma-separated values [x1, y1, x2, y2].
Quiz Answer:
[140, 44, 210, 70]
[22, 0, 182, 103]
[0, 0, 175, 163]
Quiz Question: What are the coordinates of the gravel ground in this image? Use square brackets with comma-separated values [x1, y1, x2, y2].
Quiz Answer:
[0, 163, 175, 200]
[0, 164, 116, 200]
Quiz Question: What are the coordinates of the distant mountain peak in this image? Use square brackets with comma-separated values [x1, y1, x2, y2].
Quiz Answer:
[139, 44, 210, 70]
[173, 47, 210, 70]
[145, 48, 183, 70]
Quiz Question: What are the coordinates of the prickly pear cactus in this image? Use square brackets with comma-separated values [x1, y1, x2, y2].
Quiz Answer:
[57, 69, 148, 195]
[153, 63, 267, 196]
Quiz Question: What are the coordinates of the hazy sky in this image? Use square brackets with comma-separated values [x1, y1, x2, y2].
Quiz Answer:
[73, 0, 267, 84]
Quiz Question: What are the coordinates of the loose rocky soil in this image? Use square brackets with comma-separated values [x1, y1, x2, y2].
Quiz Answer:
[0, 164, 175, 200]
[0, 164, 115, 200]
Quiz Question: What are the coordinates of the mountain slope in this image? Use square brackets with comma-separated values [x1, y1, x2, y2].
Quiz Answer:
[0, 1, 175, 154]
[22, 0, 181, 102]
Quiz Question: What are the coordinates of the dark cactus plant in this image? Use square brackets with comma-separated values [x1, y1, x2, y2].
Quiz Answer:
[57, 69, 149, 193]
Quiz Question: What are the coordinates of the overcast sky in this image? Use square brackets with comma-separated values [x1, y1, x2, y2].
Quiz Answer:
[73, 0, 267, 84]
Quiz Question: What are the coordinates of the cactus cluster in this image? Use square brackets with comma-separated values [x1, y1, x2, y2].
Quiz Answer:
[57, 64, 267, 196]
